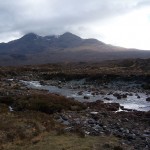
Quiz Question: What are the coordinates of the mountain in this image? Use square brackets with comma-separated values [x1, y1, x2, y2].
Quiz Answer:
[0, 32, 150, 65]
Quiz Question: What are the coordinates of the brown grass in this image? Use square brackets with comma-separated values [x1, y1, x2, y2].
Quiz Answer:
[2, 133, 123, 150]
[12, 93, 86, 113]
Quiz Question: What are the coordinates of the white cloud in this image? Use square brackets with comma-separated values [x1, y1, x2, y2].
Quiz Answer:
[0, 0, 150, 49]
[96, 6, 150, 50]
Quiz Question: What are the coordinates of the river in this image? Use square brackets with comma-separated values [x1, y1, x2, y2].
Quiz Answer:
[21, 80, 150, 112]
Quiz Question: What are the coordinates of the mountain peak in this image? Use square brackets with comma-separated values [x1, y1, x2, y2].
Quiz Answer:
[60, 32, 82, 40]
[21, 33, 40, 40]
[62, 32, 74, 36]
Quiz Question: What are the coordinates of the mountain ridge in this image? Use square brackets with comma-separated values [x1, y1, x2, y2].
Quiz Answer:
[0, 32, 150, 66]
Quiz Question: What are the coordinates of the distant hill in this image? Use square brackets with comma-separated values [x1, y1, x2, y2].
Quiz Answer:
[0, 32, 150, 66]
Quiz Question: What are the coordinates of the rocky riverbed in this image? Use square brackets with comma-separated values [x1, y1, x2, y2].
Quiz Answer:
[54, 108, 150, 150]
[12, 78, 148, 149]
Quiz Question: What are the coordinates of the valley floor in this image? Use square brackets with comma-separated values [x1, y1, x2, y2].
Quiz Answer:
[0, 60, 150, 150]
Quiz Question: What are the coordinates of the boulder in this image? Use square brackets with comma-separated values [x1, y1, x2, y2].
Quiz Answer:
[84, 96, 90, 99]
[104, 97, 110, 100]
[146, 97, 150, 102]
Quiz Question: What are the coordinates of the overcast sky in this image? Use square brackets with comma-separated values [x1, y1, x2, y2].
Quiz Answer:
[0, 0, 150, 50]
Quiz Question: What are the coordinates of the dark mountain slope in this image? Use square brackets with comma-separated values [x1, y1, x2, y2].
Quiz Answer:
[0, 32, 150, 66]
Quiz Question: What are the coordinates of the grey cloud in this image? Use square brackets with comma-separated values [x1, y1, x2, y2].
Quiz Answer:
[136, 0, 150, 7]
[0, 0, 149, 41]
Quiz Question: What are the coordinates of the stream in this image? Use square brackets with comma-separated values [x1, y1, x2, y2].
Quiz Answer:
[21, 80, 150, 112]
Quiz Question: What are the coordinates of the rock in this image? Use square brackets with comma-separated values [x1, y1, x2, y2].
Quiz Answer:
[84, 96, 90, 99]
[61, 115, 68, 121]
[137, 95, 140, 99]
[63, 121, 70, 126]
[142, 134, 150, 138]
[78, 91, 83, 95]
[58, 81, 62, 84]
[58, 85, 62, 88]
[84, 131, 90, 135]
[103, 126, 107, 130]
[54, 115, 60, 120]
[127, 134, 136, 141]
[126, 129, 130, 134]
[135, 93, 141, 99]
[75, 120, 81, 125]
[89, 131, 99, 136]
[57, 118, 64, 123]
[95, 92, 99, 95]
[103, 85, 108, 88]
[113, 92, 129, 99]
[88, 119, 96, 124]
[64, 127, 73, 132]
[104, 129, 112, 136]
[107, 91, 113, 95]
[119, 128, 124, 132]
[77, 86, 81, 89]
[100, 91, 105, 95]
[90, 112, 98, 115]
[113, 93, 122, 99]
[92, 125, 101, 131]
[9, 106, 13, 112]
[113, 93, 119, 97]
[144, 130, 150, 135]
[117, 95, 122, 99]
[91, 92, 95, 96]
[122, 94, 127, 98]
[39, 80, 45, 85]
[146, 97, 150, 102]
[73, 118, 81, 125]
[120, 106, 124, 109]
[128, 93, 133, 96]
[114, 131, 123, 138]
[104, 97, 110, 100]
[107, 103, 120, 111]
